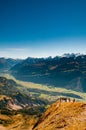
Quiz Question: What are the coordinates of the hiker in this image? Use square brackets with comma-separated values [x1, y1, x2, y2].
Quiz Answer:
[72, 98, 75, 102]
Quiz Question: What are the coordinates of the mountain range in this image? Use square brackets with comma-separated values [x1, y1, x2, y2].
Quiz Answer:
[0, 57, 22, 72]
[0, 54, 86, 130]
[9, 54, 86, 92]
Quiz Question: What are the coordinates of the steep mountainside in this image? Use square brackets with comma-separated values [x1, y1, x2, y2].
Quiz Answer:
[0, 57, 22, 72]
[0, 100, 86, 130]
[10, 55, 86, 92]
[0, 77, 47, 111]
[33, 101, 86, 130]
[0, 114, 38, 130]
[0, 77, 48, 130]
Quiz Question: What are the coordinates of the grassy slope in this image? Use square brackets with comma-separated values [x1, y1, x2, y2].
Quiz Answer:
[34, 102, 86, 130]
[1, 73, 86, 102]
[0, 102, 86, 130]
[0, 73, 86, 130]
[0, 113, 38, 130]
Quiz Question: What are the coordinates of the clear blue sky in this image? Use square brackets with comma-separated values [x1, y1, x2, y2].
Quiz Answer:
[0, 0, 86, 58]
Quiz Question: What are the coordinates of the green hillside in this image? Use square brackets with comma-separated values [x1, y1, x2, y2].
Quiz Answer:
[1, 74, 86, 103]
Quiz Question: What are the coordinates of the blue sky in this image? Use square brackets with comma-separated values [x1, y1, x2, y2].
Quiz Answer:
[0, 0, 86, 58]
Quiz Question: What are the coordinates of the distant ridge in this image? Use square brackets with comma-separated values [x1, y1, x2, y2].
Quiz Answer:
[10, 54, 86, 92]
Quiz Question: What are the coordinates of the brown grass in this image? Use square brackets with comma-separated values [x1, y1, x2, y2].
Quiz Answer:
[0, 102, 86, 130]
[0, 114, 39, 130]
[34, 102, 86, 130]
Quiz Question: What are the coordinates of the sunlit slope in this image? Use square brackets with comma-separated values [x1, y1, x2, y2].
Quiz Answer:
[0, 114, 38, 130]
[0, 76, 47, 111]
[2, 74, 86, 102]
[34, 101, 86, 130]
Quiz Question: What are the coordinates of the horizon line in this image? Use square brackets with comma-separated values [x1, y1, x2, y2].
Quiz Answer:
[0, 53, 86, 59]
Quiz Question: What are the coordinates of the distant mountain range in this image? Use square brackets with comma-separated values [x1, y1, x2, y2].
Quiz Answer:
[9, 54, 86, 92]
[0, 57, 22, 72]
[0, 54, 86, 92]
[0, 54, 86, 130]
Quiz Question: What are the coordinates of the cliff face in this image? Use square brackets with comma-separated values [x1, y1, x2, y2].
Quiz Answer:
[34, 101, 86, 130]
